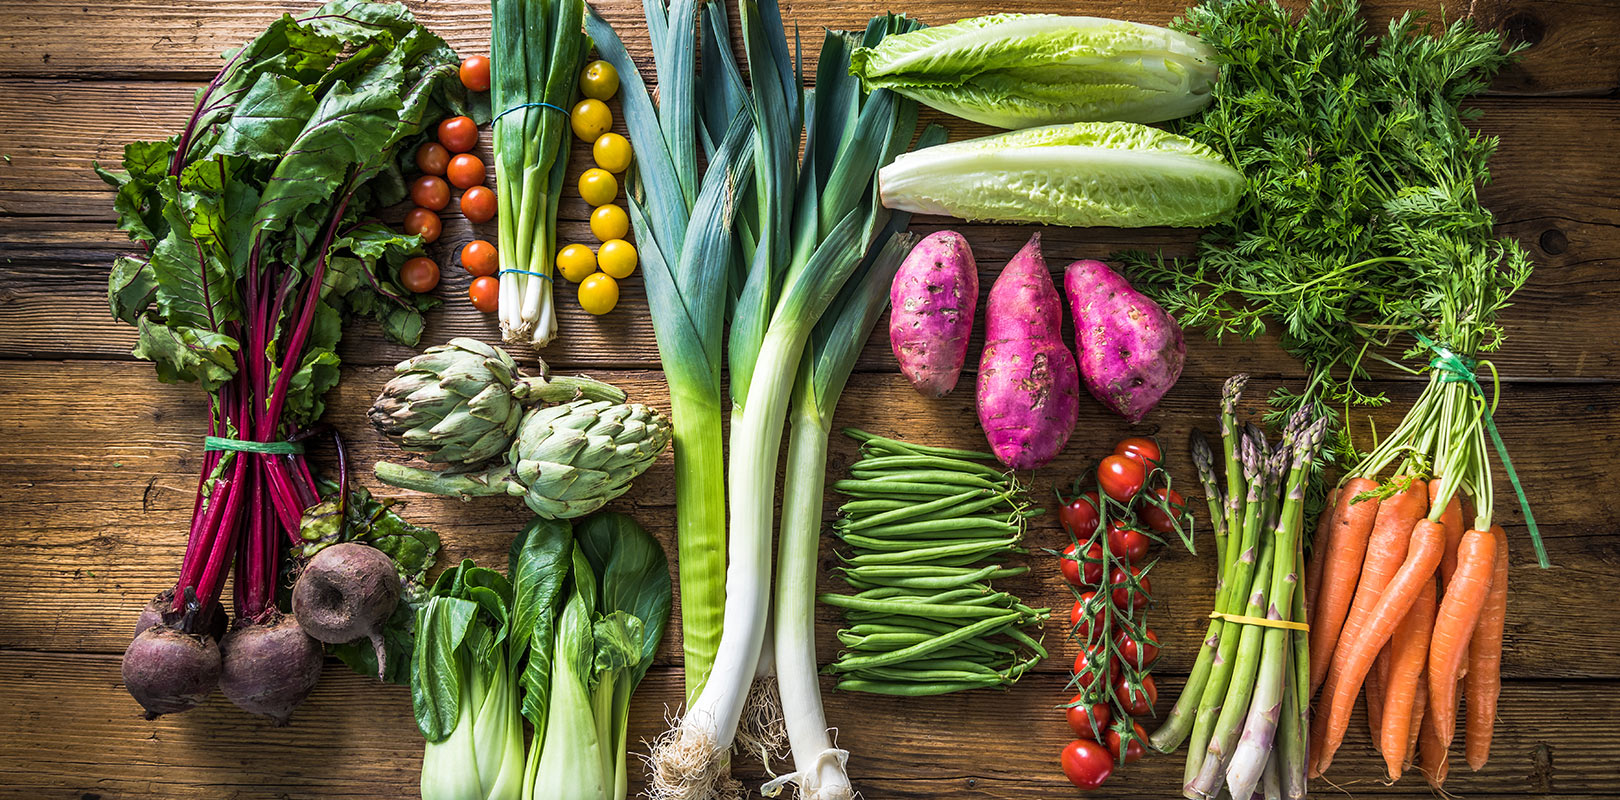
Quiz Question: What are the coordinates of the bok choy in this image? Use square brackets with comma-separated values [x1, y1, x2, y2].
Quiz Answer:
[850, 14, 1218, 129]
[411, 515, 670, 800]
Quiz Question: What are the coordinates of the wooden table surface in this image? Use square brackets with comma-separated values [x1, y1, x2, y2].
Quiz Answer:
[2, 0, 1618, 797]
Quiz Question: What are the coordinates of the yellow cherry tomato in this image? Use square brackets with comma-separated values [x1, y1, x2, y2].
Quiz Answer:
[589, 204, 630, 242]
[593, 132, 633, 173]
[580, 60, 620, 101]
[578, 273, 619, 315]
[578, 168, 619, 206]
[556, 243, 598, 283]
[570, 99, 613, 142]
[597, 239, 638, 279]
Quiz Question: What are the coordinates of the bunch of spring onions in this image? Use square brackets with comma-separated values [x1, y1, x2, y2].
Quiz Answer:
[493, 0, 588, 347]
[1155, 376, 1327, 800]
[817, 430, 1049, 696]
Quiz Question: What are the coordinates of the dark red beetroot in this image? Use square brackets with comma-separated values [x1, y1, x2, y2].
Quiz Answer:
[292, 543, 401, 680]
[218, 611, 324, 726]
[135, 589, 228, 641]
[122, 623, 222, 719]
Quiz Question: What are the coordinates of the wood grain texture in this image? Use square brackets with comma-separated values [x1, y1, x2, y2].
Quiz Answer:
[0, 0, 1612, 94]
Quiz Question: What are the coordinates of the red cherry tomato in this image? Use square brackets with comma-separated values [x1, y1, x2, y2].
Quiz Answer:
[1106, 520, 1151, 564]
[468, 275, 500, 313]
[1114, 673, 1158, 717]
[437, 115, 479, 153]
[1072, 642, 1116, 693]
[402, 207, 442, 244]
[415, 142, 450, 176]
[1069, 590, 1103, 642]
[1065, 695, 1113, 741]
[1109, 565, 1151, 610]
[1106, 722, 1148, 765]
[1058, 490, 1102, 538]
[460, 185, 496, 224]
[1114, 437, 1163, 469]
[1141, 487, 1186, 535]
[1115, 627, 1161, 670]
[409, 175, 450, 210]
[1060, 740, 1114, 790]
[447, 153, 486, 189]
[399, 257, 439, 293]
[1060, 542, 1104, 588]
[1098, 454, 1147, 503]
[459, 56, 491, 92]
[460, 239, 498, 278]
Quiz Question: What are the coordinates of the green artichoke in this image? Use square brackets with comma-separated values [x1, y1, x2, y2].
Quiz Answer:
[373, 398, 671, 519]
[368, 338, 625, 467]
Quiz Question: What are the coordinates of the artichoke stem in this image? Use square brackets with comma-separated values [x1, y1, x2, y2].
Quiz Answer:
[518, 374, 627, 405]
[373, 461, 513, 499]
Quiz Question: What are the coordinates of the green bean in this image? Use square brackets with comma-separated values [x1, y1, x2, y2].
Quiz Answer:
[900, 658, 1003, 674]
[833, 480, 989, 498]
[844, 428, 996, 461]
[820, 594, 1013, 619]
[846, 516, 1022, 539]
[850, 586, 988, 605]
[842, 564, 1028, 582]
[838, 498, 913, 515]
[849, 468, 1005, 489]
[851, 667, 1002, 683]
[838, 532, 1014, 552]
[838, 565, 1005, 590]
[838, 489, 986, 530]
[833, 679, 993, 696]
[824, 612, 1021, 672]
[845, 538, 1019, 566]
[848, 454, 1007, 480]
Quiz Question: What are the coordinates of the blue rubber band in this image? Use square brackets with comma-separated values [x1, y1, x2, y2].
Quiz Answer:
[493, 101, 569, 123]
[500, 268, 553, 282]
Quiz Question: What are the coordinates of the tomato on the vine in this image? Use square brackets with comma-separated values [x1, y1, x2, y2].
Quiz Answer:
[1098, 454, 1146, 502]
[1141, 487, 1186, 535]
[1106, 722, 1148, 765]
[1115, 627, 1161, 669]
[1065, 695, 1112, 741]
[1072, 642, 1115, 692]
[1058, 490, 1101, 538]
[1114, 437, 1162, 468]
[1109, 565, 1151, 610]
[1114, 673, 1157, 716]
[1106, 520, 1151, 564]
[437, 115, 479, 153]
[1069, 590, 1102, 641]
[1060, 542, 1104, 588]
[1060, 740, 1113, 790]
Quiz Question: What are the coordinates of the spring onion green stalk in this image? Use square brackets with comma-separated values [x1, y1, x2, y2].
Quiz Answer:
[492, 0, 588, 348]
[586, 0, 753, 699]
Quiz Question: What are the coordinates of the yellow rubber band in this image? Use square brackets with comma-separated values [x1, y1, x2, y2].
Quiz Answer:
[1209, 611, 1309, 632]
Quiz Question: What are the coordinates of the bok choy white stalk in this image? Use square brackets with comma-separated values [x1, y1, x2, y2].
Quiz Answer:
[585, 0, 754, 700]
[492, 0, 588, 347]
[647, 5, 932, 797]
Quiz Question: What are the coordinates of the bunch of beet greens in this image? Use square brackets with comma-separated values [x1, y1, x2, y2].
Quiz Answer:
[99, 0, 475, 723]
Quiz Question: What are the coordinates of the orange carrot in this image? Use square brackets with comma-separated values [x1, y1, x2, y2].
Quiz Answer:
[1465, 525, 1509, 770]
[1312, 516, 1444, 775]
[1365, 648, 1385, 752]
[1432, 481, 1464, 589]
[1381, 574, 1437, 780]
[1309, 477, 1382, 694]
[1404, 667, 1428, 771]
[1418, 699, 1450, 789]
[1428, 528, 1498, 752]
[1304, 487, 1340, 623]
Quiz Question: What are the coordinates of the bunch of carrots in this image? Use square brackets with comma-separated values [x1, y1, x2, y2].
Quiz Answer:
[1305, 359, 1516, 786]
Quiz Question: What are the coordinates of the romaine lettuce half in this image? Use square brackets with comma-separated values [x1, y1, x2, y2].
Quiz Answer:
[878, 122, 1243, 228]
[851, 14, 1217, 129]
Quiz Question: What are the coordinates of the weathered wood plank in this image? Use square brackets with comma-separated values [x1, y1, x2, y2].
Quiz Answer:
[0, 650, 1608, 798]
[2, 361, 1613, 682]
[0, 0, 1609, 95]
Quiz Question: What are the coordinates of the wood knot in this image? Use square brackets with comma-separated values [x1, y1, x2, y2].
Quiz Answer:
[1539, 227, 1568, 256]
[1501, 12, 1546, 48]
[1530, 741, 1554, 792]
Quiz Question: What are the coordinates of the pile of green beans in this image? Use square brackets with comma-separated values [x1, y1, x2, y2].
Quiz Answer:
[819, 429, 1050, 695]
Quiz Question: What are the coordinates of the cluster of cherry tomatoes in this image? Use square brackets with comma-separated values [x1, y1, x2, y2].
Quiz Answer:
[556, 60, 636, 316]
[400, 57, 501, 313]
[1054, 437, 1188, 791]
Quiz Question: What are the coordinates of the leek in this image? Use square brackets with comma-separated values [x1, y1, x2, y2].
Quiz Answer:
[492, 0, 588, 348]
[586, 0, 753, 699]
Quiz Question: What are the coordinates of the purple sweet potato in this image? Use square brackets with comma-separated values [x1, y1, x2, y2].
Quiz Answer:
[976, 233, 1080, 470]
[889, 231, 978, 397]
[1064, 259, 1186, 423]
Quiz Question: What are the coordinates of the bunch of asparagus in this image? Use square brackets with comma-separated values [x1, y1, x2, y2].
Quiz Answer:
[1153, 375, 1327, 799]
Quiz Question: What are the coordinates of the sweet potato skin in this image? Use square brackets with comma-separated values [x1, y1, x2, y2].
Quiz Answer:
[976, 233, 1080, 470]
[890, 231, 978, 398]
[1064, 259, 1185, 423]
